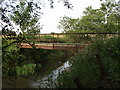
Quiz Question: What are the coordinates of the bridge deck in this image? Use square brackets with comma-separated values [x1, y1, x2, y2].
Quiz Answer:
[18, 43, 89, 50]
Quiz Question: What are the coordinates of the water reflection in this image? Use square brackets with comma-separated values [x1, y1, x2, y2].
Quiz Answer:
[3, 61, 71, 88]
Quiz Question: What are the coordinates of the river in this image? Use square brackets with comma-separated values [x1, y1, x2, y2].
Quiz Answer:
[2, 61, 71, 88]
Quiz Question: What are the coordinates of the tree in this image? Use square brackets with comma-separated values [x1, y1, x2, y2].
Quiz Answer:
[9, 1, 42, 34]
[57, 7, 106, 33]
[58, 1, 119, 33]
[1, 0, 73, 34]
[80, 6, 106, 33]
[57, 36, 119, 88]
[57, 16, 80, 33]
[100, 1, 119, 32]
[0, 0, 73, 78]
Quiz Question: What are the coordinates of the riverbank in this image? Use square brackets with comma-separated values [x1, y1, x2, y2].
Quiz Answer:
[2, 48, 75, 88]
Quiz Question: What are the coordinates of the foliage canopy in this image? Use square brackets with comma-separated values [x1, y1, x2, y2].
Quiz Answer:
[58, 1, 119, 33]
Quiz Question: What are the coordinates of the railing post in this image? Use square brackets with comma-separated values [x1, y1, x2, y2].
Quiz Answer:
[57, 34, 59, 43]
[53, 33, 54, 49]
[76, 43, 78, 52]
[53, 43, 54, 49]
[39, 34, 40, 43]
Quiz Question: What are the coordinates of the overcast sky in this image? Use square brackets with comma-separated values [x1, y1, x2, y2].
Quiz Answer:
[40, 0, 101, 33]
[0, 0, 118, 33]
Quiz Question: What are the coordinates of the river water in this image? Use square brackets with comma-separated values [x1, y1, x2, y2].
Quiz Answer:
[2, 61, 71, 88]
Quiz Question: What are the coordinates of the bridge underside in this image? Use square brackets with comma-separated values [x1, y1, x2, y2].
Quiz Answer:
[18, 43, 88, 50]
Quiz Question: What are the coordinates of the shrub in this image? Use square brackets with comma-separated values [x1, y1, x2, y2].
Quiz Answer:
[57, 36, 119, 88]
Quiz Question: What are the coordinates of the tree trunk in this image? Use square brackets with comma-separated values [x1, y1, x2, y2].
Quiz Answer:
[73, 77, 83, 88]
[95, 53, 106, 79]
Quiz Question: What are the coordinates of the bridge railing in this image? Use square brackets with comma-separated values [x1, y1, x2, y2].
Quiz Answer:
[19, 33, 118, 44]
[4, 32, 119, 44]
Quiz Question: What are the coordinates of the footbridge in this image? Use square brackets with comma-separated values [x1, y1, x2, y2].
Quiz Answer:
[4, 33, 118, 50]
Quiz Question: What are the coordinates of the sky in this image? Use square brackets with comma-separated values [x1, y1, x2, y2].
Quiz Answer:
[0, 0, 118, 34]
[40, 0, 101, 33]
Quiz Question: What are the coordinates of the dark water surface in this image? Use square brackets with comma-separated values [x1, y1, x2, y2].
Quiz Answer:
[2, 61, 71, 88]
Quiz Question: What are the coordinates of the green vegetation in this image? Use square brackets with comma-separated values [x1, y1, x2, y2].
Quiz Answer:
[20, 48, 73, 77]
[2, 38, 73, 77]
[2, 38, 36, 77]
[57, 36, 119, 88]
[16, 64, 36, 76]
[58, 1, 118, 33]
[1, 0, 119, 88]
[55, 1, 119, 88]
[1, 0, 42, 77]
[10, 1, 42, 34]
[1, 0, 72, 78]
